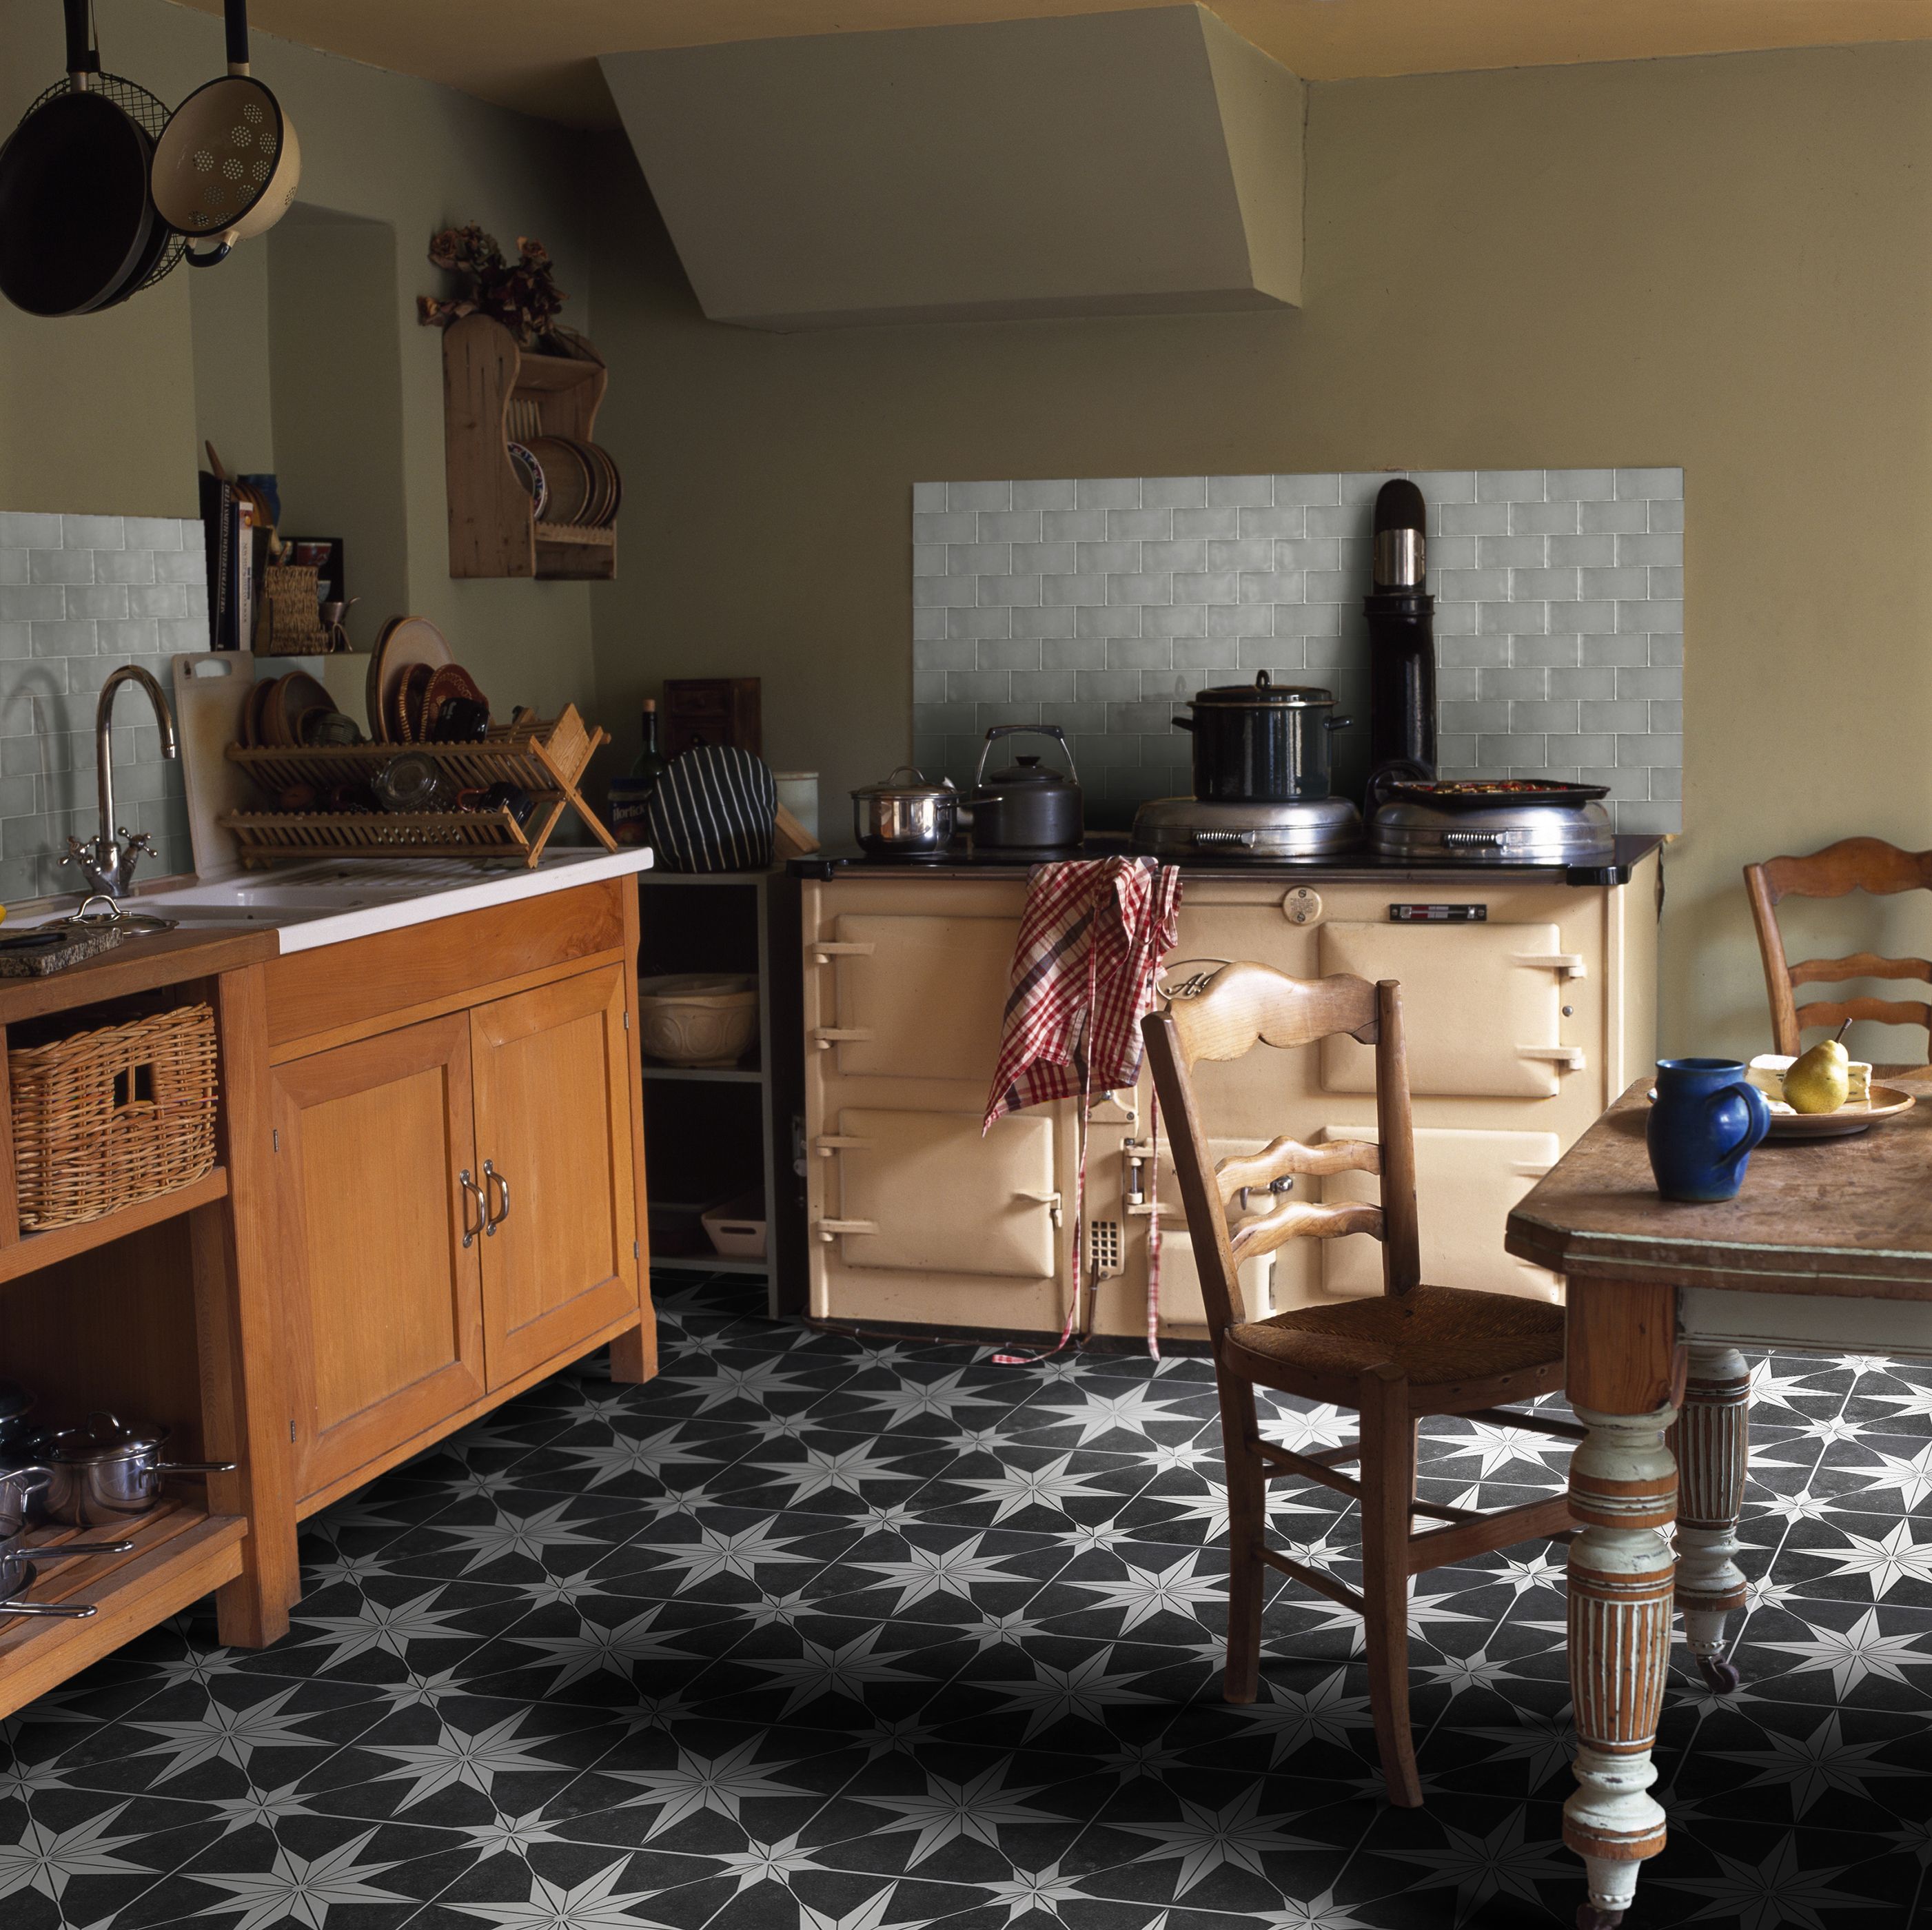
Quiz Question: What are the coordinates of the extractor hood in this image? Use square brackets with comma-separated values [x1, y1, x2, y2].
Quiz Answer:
[600, 5, 1305, 332]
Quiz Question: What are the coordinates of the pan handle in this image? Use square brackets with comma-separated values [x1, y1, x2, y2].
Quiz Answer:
[155, 1461, 238, 1476]
[0, 1599, 95, 1619]
[34, 1541, 135, 1561]
[186, 241, 234, 269]
[63, 0, 91, 83]
[225, 0, 251, 73]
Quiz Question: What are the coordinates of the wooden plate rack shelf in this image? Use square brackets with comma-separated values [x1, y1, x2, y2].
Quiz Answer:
[218, 704, 617, 869]
[443, 314, 616, 580]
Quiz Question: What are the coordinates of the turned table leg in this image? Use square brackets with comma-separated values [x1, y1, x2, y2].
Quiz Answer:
[1671, 1342, 1749, 1694]
[1563, 1277, 1680, 1930]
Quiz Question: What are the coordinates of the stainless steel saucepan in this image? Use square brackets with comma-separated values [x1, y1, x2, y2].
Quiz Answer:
[37, 1412, 236, 1527]
[0, 1463, 51, 1541]
[0, 1527, 132, 1621]
[850, 766, 959, 857]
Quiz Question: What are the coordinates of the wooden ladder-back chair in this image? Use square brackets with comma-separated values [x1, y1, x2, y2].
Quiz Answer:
[1142, 961, 1583, 1807]
[1743, 837, 1932, 1058]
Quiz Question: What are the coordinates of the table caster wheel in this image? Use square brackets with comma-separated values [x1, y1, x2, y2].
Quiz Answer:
[1577, 1907, 1623, 1930]
[1696, 1654, 1741, 1695]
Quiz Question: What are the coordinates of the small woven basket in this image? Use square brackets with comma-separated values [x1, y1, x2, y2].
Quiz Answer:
[9, 1004, 219, 1232]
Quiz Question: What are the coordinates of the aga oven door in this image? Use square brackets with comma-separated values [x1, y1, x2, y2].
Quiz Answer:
[818, 913, 1015, 1083]
[821, 1106, 1060, 1277]
[1316, 1124, 1561, 1303]
[1316, 921, 1585, 1099]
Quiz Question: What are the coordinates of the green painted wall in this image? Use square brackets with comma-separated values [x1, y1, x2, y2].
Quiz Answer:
[0, 0, 600, 726]
[584, 41, 1932, 1062]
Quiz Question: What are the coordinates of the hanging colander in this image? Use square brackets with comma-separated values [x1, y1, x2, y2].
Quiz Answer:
[150, 0, 300, 266]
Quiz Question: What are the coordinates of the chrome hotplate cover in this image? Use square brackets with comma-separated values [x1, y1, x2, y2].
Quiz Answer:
[1131, 794, 1364, 860]
[1370, 797, 1615, 865]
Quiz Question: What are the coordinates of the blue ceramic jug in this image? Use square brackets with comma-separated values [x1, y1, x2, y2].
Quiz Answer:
[1647, 1059, 1774, 1202]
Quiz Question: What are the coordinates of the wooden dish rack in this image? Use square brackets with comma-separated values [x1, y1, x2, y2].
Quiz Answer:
[218, 704, 617, 870]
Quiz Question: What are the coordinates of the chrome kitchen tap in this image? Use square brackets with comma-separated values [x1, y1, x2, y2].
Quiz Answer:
[63, 665, 181, 898]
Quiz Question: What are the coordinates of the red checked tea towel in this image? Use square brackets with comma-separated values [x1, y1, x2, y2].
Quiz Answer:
[983, 855, 1183, 1360]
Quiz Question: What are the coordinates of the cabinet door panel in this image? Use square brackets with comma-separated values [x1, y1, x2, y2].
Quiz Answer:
[274, 1014, 486, 1501]
[471, 966, 640, 1386]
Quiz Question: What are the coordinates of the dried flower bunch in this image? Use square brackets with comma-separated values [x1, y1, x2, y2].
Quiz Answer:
[418, 226, 567, 346]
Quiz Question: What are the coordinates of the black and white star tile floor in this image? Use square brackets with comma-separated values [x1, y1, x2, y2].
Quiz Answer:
[5, 1277, 1931, 1929]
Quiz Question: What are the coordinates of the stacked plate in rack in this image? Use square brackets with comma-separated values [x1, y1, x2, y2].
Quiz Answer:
[514, 436, 622, 529]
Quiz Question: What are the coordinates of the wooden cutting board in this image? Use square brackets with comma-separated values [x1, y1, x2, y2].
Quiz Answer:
[172, 651, 257, 880]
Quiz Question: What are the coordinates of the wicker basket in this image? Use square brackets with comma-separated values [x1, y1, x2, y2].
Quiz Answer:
[9, 1004, 219, 1232]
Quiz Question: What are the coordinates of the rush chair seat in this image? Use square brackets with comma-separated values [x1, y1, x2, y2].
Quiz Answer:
[1743, 836, 1932, 1057]
[1141, 960, 1581, 1807]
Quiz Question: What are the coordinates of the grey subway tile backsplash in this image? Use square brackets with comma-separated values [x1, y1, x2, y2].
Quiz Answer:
[0, 512, 202, 902]
[913, 468, 1684, 832]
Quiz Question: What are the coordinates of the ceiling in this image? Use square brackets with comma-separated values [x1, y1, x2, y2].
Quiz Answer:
[170, 0, 1932, 126]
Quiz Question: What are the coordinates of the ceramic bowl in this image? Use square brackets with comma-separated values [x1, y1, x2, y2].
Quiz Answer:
[637, 973, 758, 1067]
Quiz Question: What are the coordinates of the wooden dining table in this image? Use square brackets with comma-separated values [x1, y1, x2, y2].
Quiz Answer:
[1505, 1067, 1932, 1930]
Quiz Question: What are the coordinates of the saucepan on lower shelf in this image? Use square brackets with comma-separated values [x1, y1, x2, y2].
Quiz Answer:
[34, 1412, 236, 1527]
[0, 1461, 50, 1539]
[0, 1525, 134, 1621]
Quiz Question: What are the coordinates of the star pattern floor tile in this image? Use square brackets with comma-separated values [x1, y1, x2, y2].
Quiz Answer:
[4, 1277, 1930, 1929]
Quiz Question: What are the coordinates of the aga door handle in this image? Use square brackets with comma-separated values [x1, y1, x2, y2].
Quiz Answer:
[482, 1159, 511, 1236]
[811, 1028, 875, 1050]
[1519, 1044, 1587, 1070]
[817, 1218, 879, 1241]
[459, 1168, 487, 1248]
[1512, 951, 1588, 979]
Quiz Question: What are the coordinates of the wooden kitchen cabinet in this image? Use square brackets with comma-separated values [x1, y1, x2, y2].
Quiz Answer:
[469, 966, 640, 1386]
[264, 880, 653, 1514]
[272, 1013, 489, 1501]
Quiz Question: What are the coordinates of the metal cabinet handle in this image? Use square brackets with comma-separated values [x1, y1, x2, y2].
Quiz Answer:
[459, 1168, 487, 1248]
[483, 1160, 511, 1235]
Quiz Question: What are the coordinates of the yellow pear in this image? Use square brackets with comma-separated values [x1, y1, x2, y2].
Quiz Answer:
[1784, 1037, 1850, 1113]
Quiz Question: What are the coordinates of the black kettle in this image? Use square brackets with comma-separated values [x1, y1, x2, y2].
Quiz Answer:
[968, 726, 1084, 854]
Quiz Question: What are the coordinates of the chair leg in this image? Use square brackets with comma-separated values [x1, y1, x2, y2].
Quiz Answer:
[1360, 1368, 1423, 1807]
[1219, 1374, 1268, 1705]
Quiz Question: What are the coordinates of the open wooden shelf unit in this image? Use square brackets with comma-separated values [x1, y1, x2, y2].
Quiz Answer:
[0, 1166, 227, 1288]
[0, 1501, 247, 1722]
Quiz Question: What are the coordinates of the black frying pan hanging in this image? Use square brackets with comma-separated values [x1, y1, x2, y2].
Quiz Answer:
[0, 0, 161, 317]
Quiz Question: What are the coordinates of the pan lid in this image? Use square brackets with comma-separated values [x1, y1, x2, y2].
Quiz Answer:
[983, 754, 1077, 791]
[43, 1410, 165, 1463]
[853, 765, 955, 800]
[1186, 671, 1336, 708]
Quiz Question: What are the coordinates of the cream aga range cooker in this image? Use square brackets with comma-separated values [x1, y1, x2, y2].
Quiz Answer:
[786, 837, 1661, 1345]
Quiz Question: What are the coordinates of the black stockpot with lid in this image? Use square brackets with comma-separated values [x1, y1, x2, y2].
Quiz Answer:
[1173, 671, 1352, 803]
